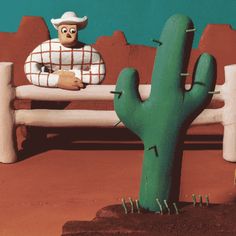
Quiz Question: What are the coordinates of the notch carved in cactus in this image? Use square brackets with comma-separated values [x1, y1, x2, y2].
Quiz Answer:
[205, 195, 209, 206]
[121, 198, 128, 214]
[173, 202, 179, 215]
[192, 194, 197, 207]
[208, 91, 220, 94]
[147, 145, 159, 157]
[113, 120, 122, 128]
[135, 199, 141, 214]
[156, 198, 163, 215]
[199, 195, 203, 207]
[114, 14, 216, 212]
[129, 197, 134, 213]
[186, 28, 196, 32]
[180, 72, 191, 77]
[164, 200, 171, 214]
[152, 39, 162, 46]
[110, 91, 123, 99]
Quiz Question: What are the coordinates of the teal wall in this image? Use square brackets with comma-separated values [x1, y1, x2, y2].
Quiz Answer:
[1, 0, 236, 48]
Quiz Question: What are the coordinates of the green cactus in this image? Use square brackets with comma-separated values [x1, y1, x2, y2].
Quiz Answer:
[114, 14, 216, 212]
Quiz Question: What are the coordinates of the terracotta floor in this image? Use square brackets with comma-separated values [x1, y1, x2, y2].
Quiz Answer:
[0, 139, 235, 236]
[0, 149, 143, 236]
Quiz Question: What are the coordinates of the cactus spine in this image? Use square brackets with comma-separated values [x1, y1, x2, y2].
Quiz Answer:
[114, 14, 216, 211]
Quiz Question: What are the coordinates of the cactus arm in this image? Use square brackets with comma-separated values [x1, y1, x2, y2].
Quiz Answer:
[183, 53, 216, 118]
[114, 68, 143, 136]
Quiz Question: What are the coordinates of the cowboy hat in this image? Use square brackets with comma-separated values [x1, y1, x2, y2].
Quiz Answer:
[51, 11, 88, 30]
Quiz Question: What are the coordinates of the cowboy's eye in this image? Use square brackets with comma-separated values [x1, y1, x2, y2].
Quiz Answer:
[70, 28, 76, 34]
[61, 27, 67, 33]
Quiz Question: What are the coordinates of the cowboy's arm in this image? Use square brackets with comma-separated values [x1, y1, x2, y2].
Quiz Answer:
[78, 46, 105, 84]
[24, 44, 59, 87]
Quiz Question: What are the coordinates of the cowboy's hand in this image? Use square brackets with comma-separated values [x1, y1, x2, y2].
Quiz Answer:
[55, 71, 83, 90]
[76, 78, 86, 89]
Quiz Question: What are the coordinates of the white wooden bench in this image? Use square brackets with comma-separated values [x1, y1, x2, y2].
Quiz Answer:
[0, 62, 235, 163]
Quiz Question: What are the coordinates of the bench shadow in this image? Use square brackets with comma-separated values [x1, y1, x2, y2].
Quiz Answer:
[18, 128, 142, 161]
[18, 127, 223, 161]
[184, 134, 223, 150]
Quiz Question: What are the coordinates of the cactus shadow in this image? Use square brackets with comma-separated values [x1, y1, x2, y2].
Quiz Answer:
[170, 100, 218, 202]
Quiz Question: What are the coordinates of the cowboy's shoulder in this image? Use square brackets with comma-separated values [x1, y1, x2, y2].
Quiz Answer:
[42, 38, 60, 45]
[82, 44, 99, 52]
[36, 38, 59, 45]
[30, 39, 60, 52]
[50, 38, 60, 43]
[82, 44, 91, 49]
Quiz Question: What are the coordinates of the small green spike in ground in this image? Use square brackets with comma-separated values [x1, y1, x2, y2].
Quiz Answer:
[114, 14, 216, 212]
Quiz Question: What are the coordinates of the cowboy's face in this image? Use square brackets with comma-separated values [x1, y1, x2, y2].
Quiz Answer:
[58, 24, 78, 47]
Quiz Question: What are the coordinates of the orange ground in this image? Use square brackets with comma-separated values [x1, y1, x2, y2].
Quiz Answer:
[0, 144, 235, 236]
[0, 149, 143, 236]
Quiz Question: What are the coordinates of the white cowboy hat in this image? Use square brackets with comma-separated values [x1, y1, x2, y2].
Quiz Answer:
[51, 11, 88, 30]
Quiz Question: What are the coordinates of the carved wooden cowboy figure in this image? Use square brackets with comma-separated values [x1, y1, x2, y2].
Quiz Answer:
[24, 11, 105, 90]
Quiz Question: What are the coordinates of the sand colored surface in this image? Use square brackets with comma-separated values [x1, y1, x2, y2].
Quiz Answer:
[0, 144, 235, 236]
[0, 149, 143, 236]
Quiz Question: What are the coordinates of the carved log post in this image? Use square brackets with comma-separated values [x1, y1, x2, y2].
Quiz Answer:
[0, 62, 17, 163]
[223, 65, 236, 162]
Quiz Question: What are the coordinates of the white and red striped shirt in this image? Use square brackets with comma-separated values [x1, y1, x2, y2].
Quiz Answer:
[24, 39, 105, 87]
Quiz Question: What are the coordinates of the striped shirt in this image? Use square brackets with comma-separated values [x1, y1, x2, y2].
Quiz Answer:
[24, 39, 105, 87]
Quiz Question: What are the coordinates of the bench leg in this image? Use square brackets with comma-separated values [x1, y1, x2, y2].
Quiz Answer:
[223, 65, 236, 162]
[223, 123, 236, 162]
[0, 63, 17, 163]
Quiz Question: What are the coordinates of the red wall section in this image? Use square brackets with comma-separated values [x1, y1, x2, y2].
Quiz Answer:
[94, 31, 156, 84]
[199, 24, 236, 84]
[0, 16, 50, 86]
[1, 17, 236, 87]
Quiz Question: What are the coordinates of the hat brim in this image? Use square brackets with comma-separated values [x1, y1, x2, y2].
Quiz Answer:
[51, 16, 88, 30]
